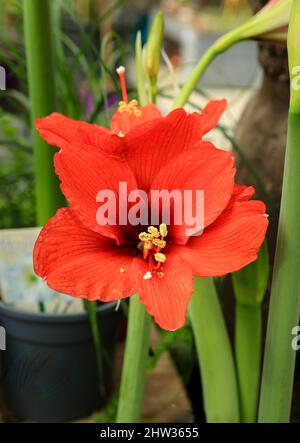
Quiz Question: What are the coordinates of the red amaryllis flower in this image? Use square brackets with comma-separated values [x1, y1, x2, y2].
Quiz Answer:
[33, 94, 268, 331]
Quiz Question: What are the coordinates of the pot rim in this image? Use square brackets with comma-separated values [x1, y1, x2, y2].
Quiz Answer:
[0, 300, 118, 324]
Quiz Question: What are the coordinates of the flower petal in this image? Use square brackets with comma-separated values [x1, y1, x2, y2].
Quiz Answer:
[180, 194, 268, 276]
[54, 139, 137, 244]
[132, 253, 194, 331]
[125, 108, 205, 190]
[110, 104, 161, 134]
[149, 142, 235, 245]
[35, 113, 110, 151]
[34, 208, 135, 301]
[199, 99, 227, 135]
[125, 102, 227, 191]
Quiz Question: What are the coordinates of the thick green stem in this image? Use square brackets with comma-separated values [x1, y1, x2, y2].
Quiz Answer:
[235, 303, 262, 422]
[23, 0, 65, 225]
[259, 113, 300, 422]
[189, 278, 240, 422]
[116, 295, 151, 423]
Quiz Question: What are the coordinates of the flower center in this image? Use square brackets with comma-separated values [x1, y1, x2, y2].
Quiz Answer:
[118, 99, 142, 117]
[138, 224, 168, 280]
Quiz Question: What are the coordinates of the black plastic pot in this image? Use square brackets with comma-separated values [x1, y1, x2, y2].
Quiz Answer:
[0, 302, 121, 422]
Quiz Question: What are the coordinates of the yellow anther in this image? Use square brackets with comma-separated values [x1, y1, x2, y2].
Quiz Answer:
[139, 232, 153, 242]
[159, 223, 168, 238]
[143, 241, 153, 250]
[138, 226, 168, 270]
[128, 99, 138, 108]
[147, 226, 159, 237]
[118, 99, 142, 116]
[152, 238, 166, 248]
[118, 101, 128, 112]
[154, 252, 166, 263]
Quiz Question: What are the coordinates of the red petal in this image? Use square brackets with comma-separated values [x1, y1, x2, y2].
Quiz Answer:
[110, 104, 161, 134]
[200, 99, 227, 135]
[35, 113, 110, 151]
[126, 109, 205, 190]
[149, 142, 235, 245]
[34, 208, 135, 301]
[231, 184, 255, 202]
[180, 194, 268, 276]
[132, 253, 194, 330]
[54, 139, 137, 244]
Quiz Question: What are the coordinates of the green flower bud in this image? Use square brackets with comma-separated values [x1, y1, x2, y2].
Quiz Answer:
[145, 11, 164, 80]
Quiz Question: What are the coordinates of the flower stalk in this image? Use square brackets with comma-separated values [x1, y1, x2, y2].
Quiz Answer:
[116, 15, 166, 422]
[174, 0, 291, 108]
[23, 0, 65, 225]
[232, 241, 269, 422]
[116, 295, 151, 423]
[259, 0, 300, 422]
[235, 304, 262, 422]
[189, 278, 240, 422]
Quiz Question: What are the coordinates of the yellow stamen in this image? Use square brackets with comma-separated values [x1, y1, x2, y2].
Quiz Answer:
[144, 241, 153, 250]
[159, 223, 168, 237]
[138, 225, 168, 275]
[118, 99, 142, 116]
[147, 226, 159, 237]
[154, 252, 166, 263]
[152, 238, 166, 248]
[139, 232, 153, 242]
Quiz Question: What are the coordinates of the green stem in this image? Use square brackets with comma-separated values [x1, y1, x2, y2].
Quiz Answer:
[174, 0, 291, 109]
[173, 30, 240, 108]
[116, 295, 151, 423]
[189, 277, 240, 422]
[83, 300, 106, 398]
[23, 0, 65, 225]
[235, 303, 261, 422]
[149, 76, 158, 104]
[258, 113, 300, 422]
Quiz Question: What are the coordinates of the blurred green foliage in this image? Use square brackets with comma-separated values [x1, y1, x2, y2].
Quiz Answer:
[0, 0, 127, 228]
